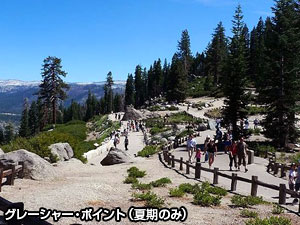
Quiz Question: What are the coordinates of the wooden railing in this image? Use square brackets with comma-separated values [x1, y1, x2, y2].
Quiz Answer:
[160, 138, 300, 214]
[0, 162, 24, 192]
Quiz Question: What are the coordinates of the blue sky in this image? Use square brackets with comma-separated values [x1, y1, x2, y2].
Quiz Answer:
[0, 0, 274, 82]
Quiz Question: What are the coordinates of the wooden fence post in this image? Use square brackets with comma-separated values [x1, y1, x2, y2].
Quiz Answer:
[274, 163, 279, 175]
[179, 157, 183, 170]
[195, 162, 201, 179]
[213, 168, 219, 184]
[168, 153, 171, 165]
[0, 168, 3, 192]
[171, 155, 175, 168]
[186, 161, 190, 174]
[231, 173, 237, 191]
[280, 164, 286, 178]
[279, 184, 286, 205]
[251, 176, 258, 197]
[7, 165, 16, 185]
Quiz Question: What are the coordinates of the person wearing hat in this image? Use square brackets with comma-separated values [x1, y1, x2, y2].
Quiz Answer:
[187, 134, 197, 163]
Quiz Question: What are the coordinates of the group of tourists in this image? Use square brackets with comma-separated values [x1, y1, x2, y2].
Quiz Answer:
[126, 120, 145, 133]
[186, 134, 249, 172]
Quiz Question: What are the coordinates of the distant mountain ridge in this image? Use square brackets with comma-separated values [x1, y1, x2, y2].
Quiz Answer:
[0, 79, 125, 122]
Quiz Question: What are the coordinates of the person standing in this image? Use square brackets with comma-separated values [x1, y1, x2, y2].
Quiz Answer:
[206, 139, 217, 169]
[295, 161, 300, 192]
[237, 137, 248, 172]
[229, 140, 238, 171]
[254, 118, 259, 129]
[289, 164, 297, 191]
[195, 148, 202, 163]
[203, 135, 211, 163]
[124, 136, 129, 151]
[187, 135, 197, 163]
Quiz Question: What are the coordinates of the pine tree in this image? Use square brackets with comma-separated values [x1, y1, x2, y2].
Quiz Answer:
[191, 52, 205, 77]
[28, 100, 40, 136]
[125, 74, 135, 106]
[166, 53, 186, 102]
[162, 59, 170, 93]
[177, 29, 193, 80]
[260, 0, 300, 148]
[85, 90, 98, 121]
[222, 5, 249, 140]
[147, 65, 154, 98]
[38, 56, 69, 125]
[104, 71, 114, 114]
[142, 67, 148, 100]
[0, 127, 4, 145]
[19, 98, 30, 137]
[134, 65, 144, 108]
[113, 93, 123, 112]
[153, 59, 163, 97]
[205, 22, 228, 85]
[4, 123, 14, 143]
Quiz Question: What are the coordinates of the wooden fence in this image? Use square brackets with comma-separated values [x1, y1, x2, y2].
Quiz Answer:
[160, 139, 300, 214]
[0, 162, 24, 192]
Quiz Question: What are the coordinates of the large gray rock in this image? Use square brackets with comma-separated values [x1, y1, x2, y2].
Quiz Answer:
[0, 148, 4, 156]
[197, 123, 207, 131]
[101, 148, 133, 166]
[49, 143, 74, 161]
[0, 149, 56, 180]
[122, 106, 143, 121]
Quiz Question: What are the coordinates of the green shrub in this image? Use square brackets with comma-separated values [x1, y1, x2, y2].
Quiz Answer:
[150, 177, 172, 187]
[137, 145, 159, 157]
[245, 216, 291, 225]
[248, 143, 276, 158]
[272, 204, 284, 215]
[204, 108, 223, 119]
[123, 176, 138, 184]
[193, 190, 222, 207]
[168, 112, 195, 124]
[169, 188, 185, 197]
[248, 128, 261, 135]
[150, 126, 171, 135]
[231, 195, 266, 208]
[178, 183, 198, 194]
[247, 106, 267, 115]
[240, 209, 258, 218]
[290, 152, 300, 164]
[133, 191, 165, 208]
[127, 167, 146, 178]
[132, 182, 152, 190]
[166, 106, 179, 111]
[176, 130, 194, 139]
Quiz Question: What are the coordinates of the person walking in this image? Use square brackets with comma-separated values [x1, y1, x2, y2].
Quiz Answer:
[195, 148, 202, 163]
[206, 139, 217, 169]
[124, 136, 129, 151]
[289, 164, 297, 191]
[113, 134, 120, 148]
[229, 140, 238, 171]
[237, 137, 248, 172]
[203, 135, 211, 163]
[187, 135, 197, 163]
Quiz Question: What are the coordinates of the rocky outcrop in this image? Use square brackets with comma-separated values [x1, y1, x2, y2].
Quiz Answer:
[100, 148, 133, 166]
[122, 106, 142, 121]
[0, 148, 4, 156]
[49, 143, 74, 161]
[0, 149, 56, 180]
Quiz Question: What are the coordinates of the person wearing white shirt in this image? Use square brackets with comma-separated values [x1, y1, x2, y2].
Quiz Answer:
[187, 135, 197, 163]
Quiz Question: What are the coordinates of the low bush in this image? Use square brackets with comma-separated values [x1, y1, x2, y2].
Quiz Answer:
[150, 177, 172, 187]
[123, 176, 138, 184]
[201, 182, 227, 196]
[272, 204, 284, 215]
[204, 108, 223, 119]
[137, 145, 159, 157]
[132, 182, 152, 190]
[245, 216, 291, 225]
[150, 127, 171, 135]
[247, 143, 276, 158]
[193, 190, 221, 207]
[169, 188, 185, 197]
[248, 128, 261, 135]
[127, 167, 146, 178]
[231, 195, 266, 208]
[176, 130, 194, 139]
[178, 183, 198, 194]
[247, 106, 267, 115]
[240, 209, 258, 218]
[133, 191, 165, 208]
